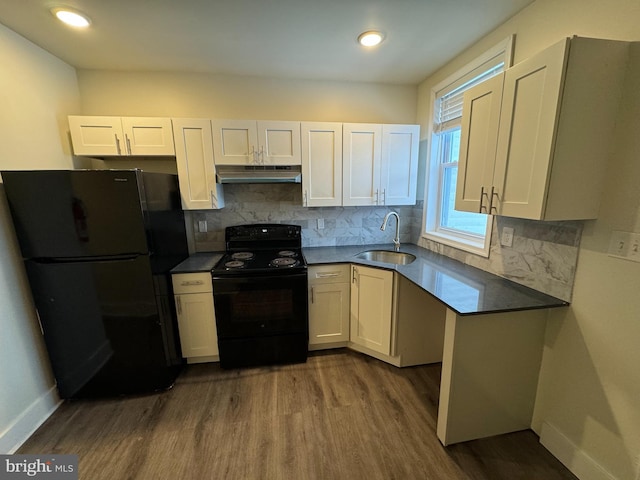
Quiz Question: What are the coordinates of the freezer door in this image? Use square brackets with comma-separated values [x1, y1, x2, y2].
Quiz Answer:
[2, 170, 149, 258]
[25, 255, 179, 398]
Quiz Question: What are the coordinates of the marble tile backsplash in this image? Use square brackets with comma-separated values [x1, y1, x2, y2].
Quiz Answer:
[417, 216, 582, 302]
[190, 183, 581, 302]
[190, 184, 424, 251]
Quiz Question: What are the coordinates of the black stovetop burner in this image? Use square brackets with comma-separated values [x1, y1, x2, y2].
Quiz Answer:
[217, 248, 304, 272]
[213, 224, 307, 275]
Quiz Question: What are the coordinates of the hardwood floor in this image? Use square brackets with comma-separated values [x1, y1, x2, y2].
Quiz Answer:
[19, 349, 577, 480]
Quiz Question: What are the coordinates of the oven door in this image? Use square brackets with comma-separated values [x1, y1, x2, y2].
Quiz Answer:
[212, 271, 308, 338]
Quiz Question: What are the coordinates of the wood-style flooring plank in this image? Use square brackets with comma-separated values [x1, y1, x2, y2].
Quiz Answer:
[18, 349, 577, 480]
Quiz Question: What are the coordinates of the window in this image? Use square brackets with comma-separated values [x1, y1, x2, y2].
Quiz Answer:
[423, 37, 513, 257]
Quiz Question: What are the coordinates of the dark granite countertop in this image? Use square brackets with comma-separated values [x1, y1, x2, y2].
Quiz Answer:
[171, 244, 568, 316]
[171, 252, 224, 273]
[304, 243, 568, 316]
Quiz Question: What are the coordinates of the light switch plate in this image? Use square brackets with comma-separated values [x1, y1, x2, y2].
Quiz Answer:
[500, 227, 514, 247]
[317, 218, 325, 229]
[198, 220, 207, 233]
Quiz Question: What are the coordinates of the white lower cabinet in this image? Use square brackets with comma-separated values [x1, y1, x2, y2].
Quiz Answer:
[349, 265, 394, 356]
[308, 265, 350, 349]
[172, 272, 219, 363]
[310, 263, 445, 367]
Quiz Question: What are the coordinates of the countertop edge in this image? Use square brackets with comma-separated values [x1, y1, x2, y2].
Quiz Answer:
[304, 243, 569, 316]
[172, 244, 570, 316]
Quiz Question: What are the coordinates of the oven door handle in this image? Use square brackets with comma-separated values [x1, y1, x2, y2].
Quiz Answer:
[212, 272, 307, 292]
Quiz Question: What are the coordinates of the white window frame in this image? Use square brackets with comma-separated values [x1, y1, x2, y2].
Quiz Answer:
[422, 36, 514, 257]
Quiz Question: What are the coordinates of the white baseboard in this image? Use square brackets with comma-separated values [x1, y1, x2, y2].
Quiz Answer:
[0, 386, 61, 454]
[540, 421, 617, 480]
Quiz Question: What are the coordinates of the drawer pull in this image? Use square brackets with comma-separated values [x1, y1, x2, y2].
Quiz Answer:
[316, 272, 340, 278]
[181, 280, 204, 286]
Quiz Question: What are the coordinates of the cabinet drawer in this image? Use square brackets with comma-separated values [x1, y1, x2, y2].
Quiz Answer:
[172, 272, 212, 294]
[308, 264, 351, 284]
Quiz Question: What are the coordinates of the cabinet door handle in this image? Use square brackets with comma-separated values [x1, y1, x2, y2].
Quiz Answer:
[304, 191, 308, 207]
[381, 189, 386, 205]
[115, 134, 122, 155]
[125, 134, 132, 155]
[210, 190, 217, 208]
[176, 296, 182, 315]
[374, 190, 379, 205]
[248, 146, 255, 164]
[352, 266, 358, 284]
[489, 186, 499, 214]
[479, 186, 486, 213]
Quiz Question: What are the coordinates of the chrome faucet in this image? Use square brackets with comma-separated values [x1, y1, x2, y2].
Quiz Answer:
[381, 211, 401, 251]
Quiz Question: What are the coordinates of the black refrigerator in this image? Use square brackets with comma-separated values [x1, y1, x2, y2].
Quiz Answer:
[2, 169, 189, 398]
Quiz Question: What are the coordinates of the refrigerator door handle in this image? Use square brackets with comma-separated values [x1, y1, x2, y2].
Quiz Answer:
[35, 309, 44, 336]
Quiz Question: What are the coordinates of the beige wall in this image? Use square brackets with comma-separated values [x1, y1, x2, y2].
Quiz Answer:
[0, 23, 81, 452]
[76, 70, 418, 124]
[417, 0, 640, 479]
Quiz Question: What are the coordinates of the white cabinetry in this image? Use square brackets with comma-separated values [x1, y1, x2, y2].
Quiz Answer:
[349, 265, 394, 355]
[211, 119, 301, 165]
[437, 308, 547, 445]
[172, 118, 224, 210]
[301, 122, 343, 207]
[343, 123, 419, 206]
[308, 264, 350, 348]
[68, 116, 175, 157]
[455, 75, 503, 214]
[380, 124, 420, 206]
[172, 272, 219, 362]
[455, 36, 630, 220]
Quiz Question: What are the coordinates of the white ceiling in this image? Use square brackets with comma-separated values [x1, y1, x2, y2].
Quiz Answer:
[0, 0, 534, 85]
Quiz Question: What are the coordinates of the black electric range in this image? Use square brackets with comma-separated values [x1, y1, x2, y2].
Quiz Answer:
[211, 224, 308, 368]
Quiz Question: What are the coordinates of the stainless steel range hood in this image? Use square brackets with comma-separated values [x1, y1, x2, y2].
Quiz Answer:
[216, 165, 302, 184]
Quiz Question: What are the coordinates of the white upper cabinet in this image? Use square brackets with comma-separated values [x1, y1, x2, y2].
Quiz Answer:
[258, 120, 302, 165]
[343, 123, 383, 206]
[172, 118, 224, 210]
[456, 36, 630, 220]
[455, 75, 504, 214]
[380, 124, 420, 206]
[301, 122, 343, 207]
[211, 119, 301, 165]
[68, 116, 175, 157]
[343, 123, 419, 206]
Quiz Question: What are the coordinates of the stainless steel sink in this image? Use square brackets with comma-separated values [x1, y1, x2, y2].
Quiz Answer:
[355, 250, 416, 265]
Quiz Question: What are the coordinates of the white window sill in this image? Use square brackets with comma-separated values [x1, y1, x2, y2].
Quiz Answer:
[422, 229, 490, 258]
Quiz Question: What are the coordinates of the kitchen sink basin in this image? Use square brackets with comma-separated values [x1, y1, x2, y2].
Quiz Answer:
[355, 250, 416, 265]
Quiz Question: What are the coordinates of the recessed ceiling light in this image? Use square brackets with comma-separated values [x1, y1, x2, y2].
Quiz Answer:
[51, 7, 91, 28]
[358, 31, 384, 47]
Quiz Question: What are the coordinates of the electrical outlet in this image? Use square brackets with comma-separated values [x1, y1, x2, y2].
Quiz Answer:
[198, 220, 207, 233]
[628, 233, 640, 262]
[317, 218, 325, 229]
[608, 230, 631, 258]
[500, 227, 514, 247]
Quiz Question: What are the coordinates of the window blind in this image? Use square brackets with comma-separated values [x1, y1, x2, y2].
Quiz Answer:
[434, 59, 505, 133]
